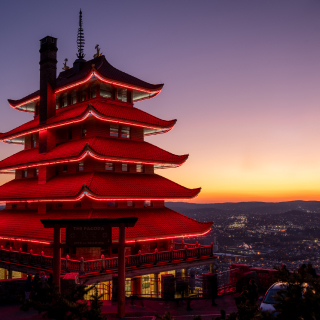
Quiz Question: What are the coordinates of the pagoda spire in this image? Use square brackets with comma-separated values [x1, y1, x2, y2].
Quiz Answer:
[76, 9, 85, 59]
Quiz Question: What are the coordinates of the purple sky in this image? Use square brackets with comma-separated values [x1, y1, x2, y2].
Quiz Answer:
[1, 1, 320, 202]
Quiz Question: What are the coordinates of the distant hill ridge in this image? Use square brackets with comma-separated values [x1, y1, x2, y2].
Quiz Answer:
[166, 201, 320, 215]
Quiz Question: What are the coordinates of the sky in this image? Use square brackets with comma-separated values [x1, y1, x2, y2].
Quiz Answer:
[0, 1, 320, 203]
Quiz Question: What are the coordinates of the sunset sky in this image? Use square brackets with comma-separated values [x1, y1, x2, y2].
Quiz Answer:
[0, 1, 320, 203]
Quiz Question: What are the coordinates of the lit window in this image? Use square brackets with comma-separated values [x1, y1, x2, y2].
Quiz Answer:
[136, 164, 144, 173]
[78, 161, 84, 171]
[71, 91, 77, 104]
[107, 201, 116, 207]
[23, 169, 28, 178]
[62, 94, 67, 107]
[32, 134, 37, 148]
[127, 201, 133, 207]
[110, 125, 119, 137]
[56, 97, 59, 109]
[35, 168, 39, 177]
[100, 83, 113, 98]
[82, 127, 87, 137]
[122, 164, 128, 172]
[144, 201, 151, 207]
[90, 85, 96, 99]
[121, 126, 130, 139]
[105, 162, 113, 171]
[117, 88, 127, 102]
[81, 90, 86, 102]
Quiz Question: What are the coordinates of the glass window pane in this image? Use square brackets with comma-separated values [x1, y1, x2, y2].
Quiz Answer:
[144, 201, 151, 207]
[100, 83, 113, 98]
[117, 88, 127, 102]
[136, 164, 144, 173]
[122, 164, 128, 172]
[90, 85, 97, 98]
[121, 126, 130, 139]
[79, 161, 84, 171]
[71, 91, 77, 104]
[110, 125, 119, 137]
[105, 162, 113, 171]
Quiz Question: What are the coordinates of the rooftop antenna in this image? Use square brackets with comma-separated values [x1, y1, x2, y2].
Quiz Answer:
[77, 9, 85, 59]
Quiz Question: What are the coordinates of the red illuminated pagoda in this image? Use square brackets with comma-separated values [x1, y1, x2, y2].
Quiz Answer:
[0, 26, 212, 261]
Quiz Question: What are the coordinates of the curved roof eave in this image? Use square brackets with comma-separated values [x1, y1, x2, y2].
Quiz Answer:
[0, 141, 189, 172]
[8, 56, 164, 111]
[0, 102, 176, 142]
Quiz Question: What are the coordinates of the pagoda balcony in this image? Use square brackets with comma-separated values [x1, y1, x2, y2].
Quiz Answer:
[0, 242, 216, 283]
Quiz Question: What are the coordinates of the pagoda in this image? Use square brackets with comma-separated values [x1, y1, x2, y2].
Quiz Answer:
[0, 14, 212, 262]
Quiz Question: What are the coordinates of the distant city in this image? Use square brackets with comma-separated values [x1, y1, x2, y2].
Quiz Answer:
[167, 201, 320, 274]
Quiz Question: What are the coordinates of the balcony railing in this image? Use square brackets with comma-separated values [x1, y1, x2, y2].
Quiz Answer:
[0, 242, 214, 275]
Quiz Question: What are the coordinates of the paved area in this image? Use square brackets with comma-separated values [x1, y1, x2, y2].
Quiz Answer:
[0, 295, 238, 320]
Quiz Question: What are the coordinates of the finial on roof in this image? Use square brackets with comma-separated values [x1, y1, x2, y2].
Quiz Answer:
[77, 9, 85, 59]
[93, 44, 102, 58]
[62, 58, 70, 70]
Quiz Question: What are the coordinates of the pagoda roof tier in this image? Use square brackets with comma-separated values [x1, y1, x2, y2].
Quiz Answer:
[0, 172, 201, 202]
[0, 98, 176, 143]
[0, 137, 188, 172]
[0, 208, 212, 243]
[8, 56, 164, 112]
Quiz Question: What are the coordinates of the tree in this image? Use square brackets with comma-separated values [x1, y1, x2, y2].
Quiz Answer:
[272, 267, 320, 320]
[26, 281, 106, 320]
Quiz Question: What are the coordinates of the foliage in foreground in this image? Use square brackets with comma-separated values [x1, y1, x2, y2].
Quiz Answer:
[156, 267, 320, 320]
[21, 281, 106, 320]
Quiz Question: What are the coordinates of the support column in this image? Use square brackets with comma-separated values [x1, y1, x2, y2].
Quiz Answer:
[117, 223, 126, 318]
[8, 270, 12, 279]
[131, 276, 141, 296]
[153, 273, 159, 298]
[53, 224, 61, 292]
[161, 274, 175, 300]
[189, 269, 195, 293]
[210, 264, 214, 273]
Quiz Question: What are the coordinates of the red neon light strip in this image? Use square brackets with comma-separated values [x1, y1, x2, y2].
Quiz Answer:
[0, 150, 183, 173]
[55, 72, 95, 93]
[5, 190, 200, 203]
[94, 72, 162, 94]
[9, 96, 40, 112]
[0, 236, 50, 245]
[9, 70, 162, 112]
[125, 228, 212, 243]
[1, 108, 173, 143]
[0, 230, 211, 246]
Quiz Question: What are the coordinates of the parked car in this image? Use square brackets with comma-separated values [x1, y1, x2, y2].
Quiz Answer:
[259, 282, 287, 312]
[260, 281, 308, 312]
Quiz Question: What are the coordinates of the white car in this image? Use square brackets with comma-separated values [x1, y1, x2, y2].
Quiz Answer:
[260, 282, 287, 312]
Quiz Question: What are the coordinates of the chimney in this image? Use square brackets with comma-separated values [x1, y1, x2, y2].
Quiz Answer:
[39, 36, 58, 124]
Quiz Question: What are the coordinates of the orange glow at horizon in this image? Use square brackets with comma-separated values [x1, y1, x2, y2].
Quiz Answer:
[1, 1, 320, 205]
